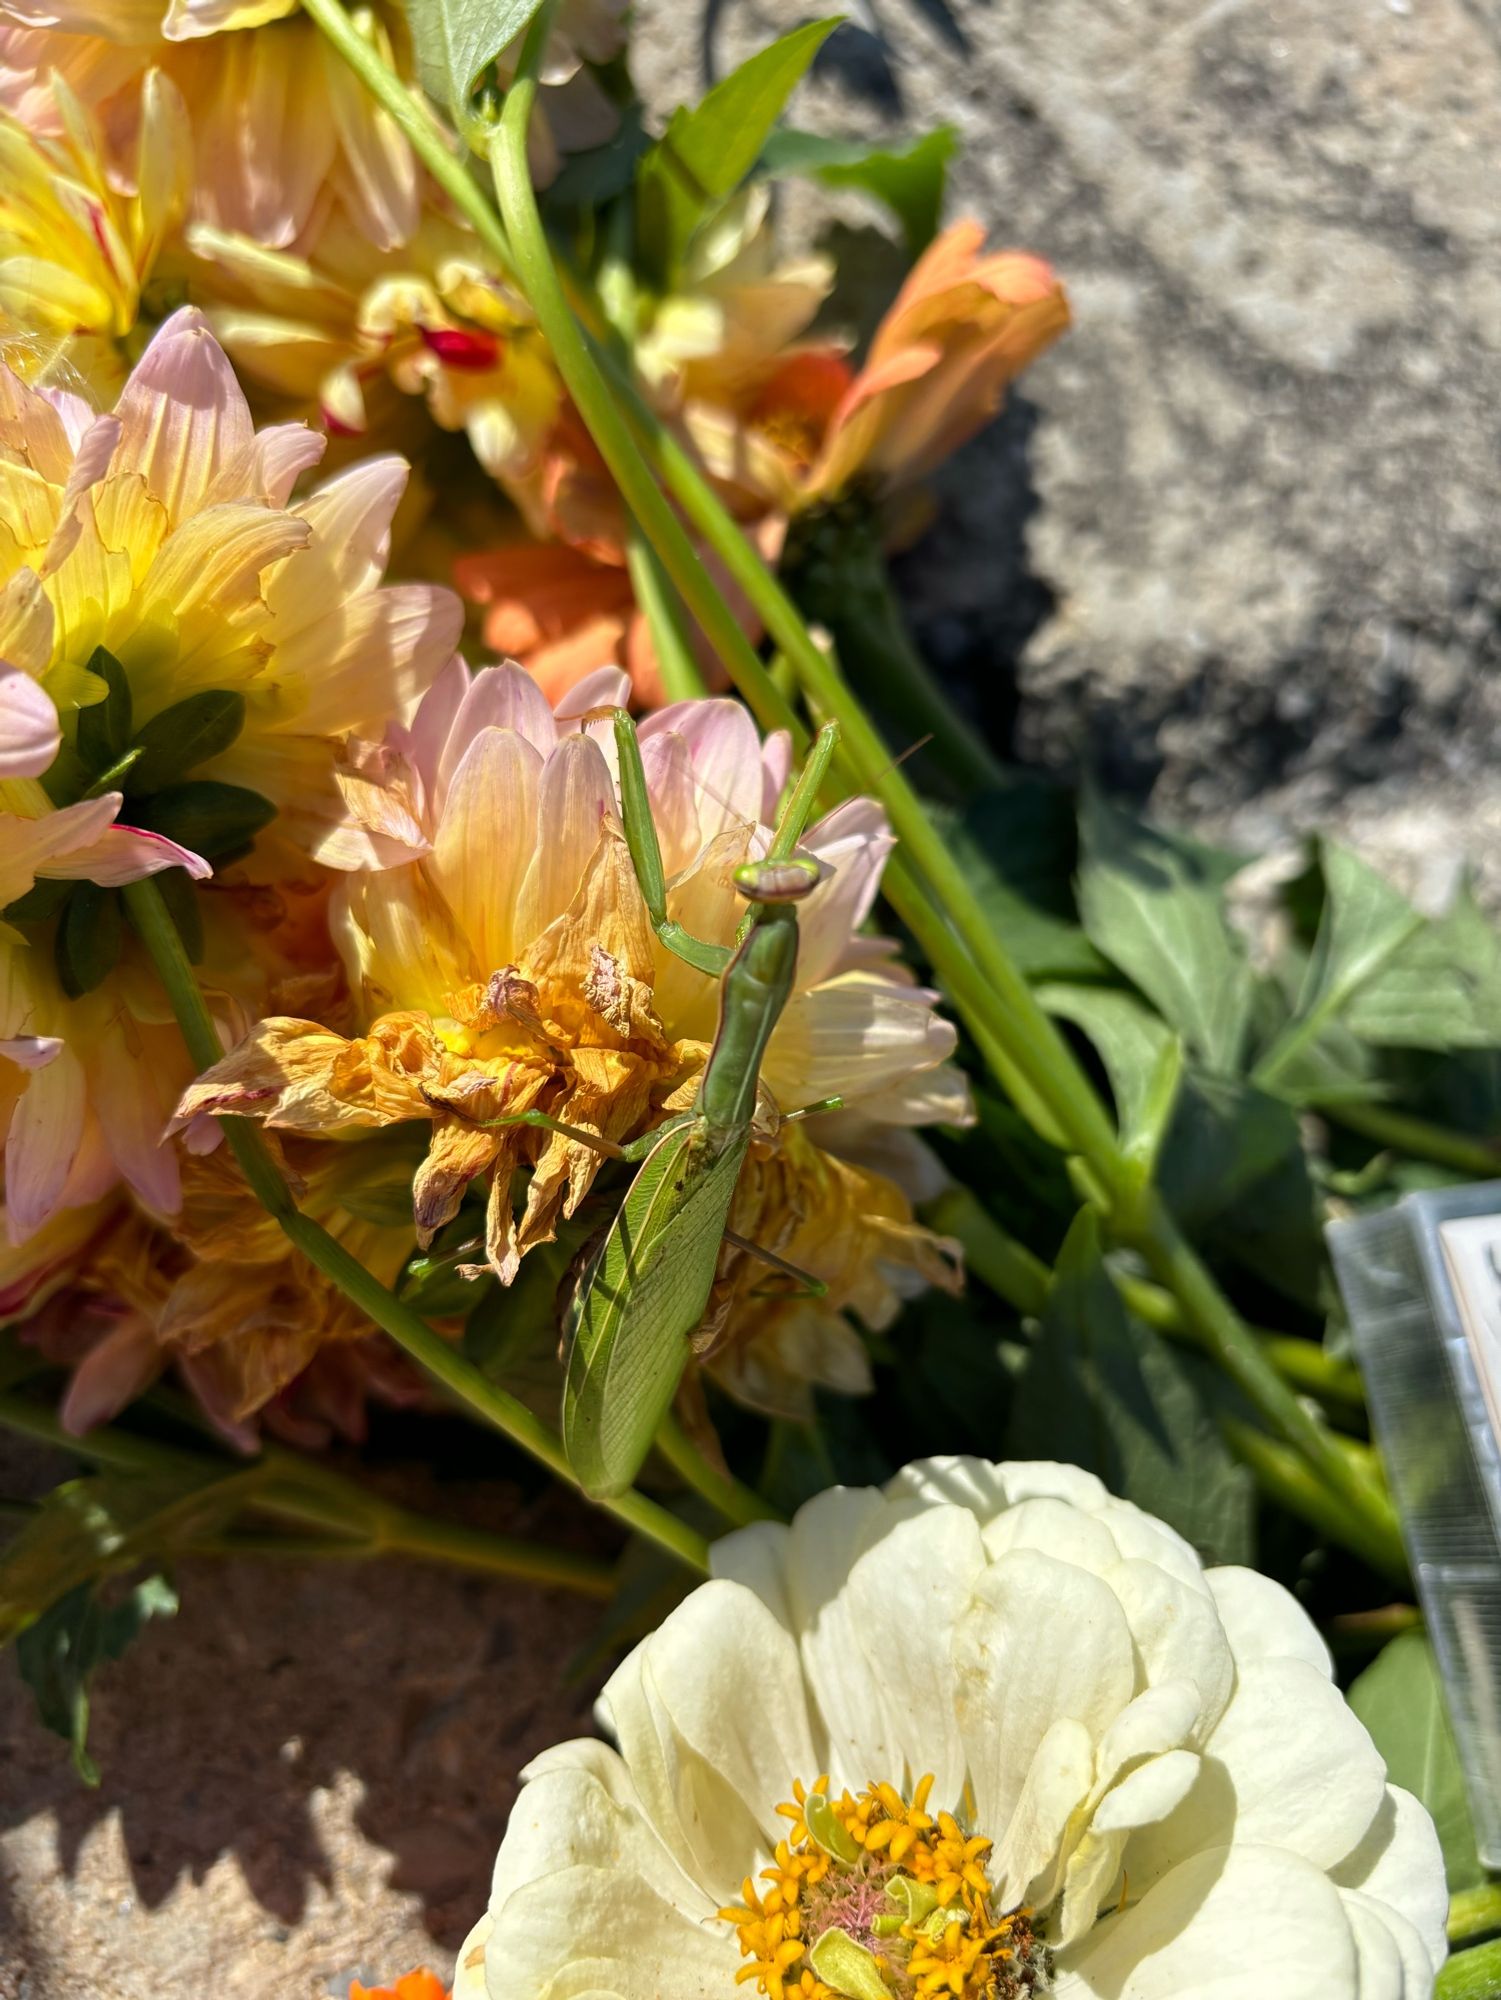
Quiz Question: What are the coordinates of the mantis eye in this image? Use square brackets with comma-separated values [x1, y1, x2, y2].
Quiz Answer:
[734, 856, 824, 901]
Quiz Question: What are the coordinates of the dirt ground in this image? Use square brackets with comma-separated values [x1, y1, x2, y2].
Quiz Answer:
[0, 1449, 608, 1999]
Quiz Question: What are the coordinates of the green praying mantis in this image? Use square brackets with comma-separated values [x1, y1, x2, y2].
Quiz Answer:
[492, 711, 844, 1499]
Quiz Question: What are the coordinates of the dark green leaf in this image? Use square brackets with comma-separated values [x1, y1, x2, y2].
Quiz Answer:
[2, 876, 73, 925]
[1004, 1209, 1254, 1563]
[1155, 1070, 1303, 1228]
[1255, 843, 1423, 1097]
[758, 125, 957, 250]
[74, 647, 132, 774]
[138, 780, 275, 859]
[405, 0, 543, 126]
[54, 883, 121, 998]
[936, 779, 1109, 982]
[15, 1574, 177, 1785]
[1345, 883, 1501, 1051]
[124, 690, 246, 794]
[637, 20, 839, 278]
[1348, 1631, 1486, 1895]
[0, 1467, 247, 1647]
[1076, 784, 1254, 1072]
[1039, 984, 1180, 1156]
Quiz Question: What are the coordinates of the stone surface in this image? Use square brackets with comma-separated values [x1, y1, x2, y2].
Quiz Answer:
[0, 1443, 606, 1999]
[638, 0, 1501, 887]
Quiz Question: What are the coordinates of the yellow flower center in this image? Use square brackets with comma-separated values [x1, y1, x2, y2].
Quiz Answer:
[718, 1776, 1049, 2000]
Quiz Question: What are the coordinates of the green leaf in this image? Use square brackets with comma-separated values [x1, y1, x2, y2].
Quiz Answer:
[15, 1575, 178, 1785]
[1348, 1632, 1487, 1895]
[936, 779, 1109, 982]
[1345, 883, 1501, 1051]
[405, 0, 542, 125]
[1004, 1209, 1254, 1564]
[1255, 843, 1424, 1096]
[124, 690, 246, 794]
[1039, 984, 1180, 1158]
[74, 647, 132, 774]
[637, 20, 840, 279]
[758, 124, 957, 250]
[138, 780, 275, 859]
[54, 883, 121, 998]
[1076, 784, 1255, 1072]
[1156, 1071, 1304, 1229]
[0, 1467, 247, 1648]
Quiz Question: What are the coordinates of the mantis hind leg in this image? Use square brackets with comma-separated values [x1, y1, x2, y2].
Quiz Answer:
[723, 1228, 829, 1299]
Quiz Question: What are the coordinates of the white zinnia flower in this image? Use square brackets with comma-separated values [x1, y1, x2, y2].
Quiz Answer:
[455, 1459, 1447, 2000]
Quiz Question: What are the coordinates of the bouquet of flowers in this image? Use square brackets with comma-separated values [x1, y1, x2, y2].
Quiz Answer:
[1, 2, 1495, 1994]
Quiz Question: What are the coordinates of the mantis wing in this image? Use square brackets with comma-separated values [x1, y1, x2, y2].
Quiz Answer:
[562, 1122, 747, 1500]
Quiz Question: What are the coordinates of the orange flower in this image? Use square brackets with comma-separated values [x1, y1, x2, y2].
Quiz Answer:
[804, 219, 1070, 501]
[350, 1974, 449, 2000]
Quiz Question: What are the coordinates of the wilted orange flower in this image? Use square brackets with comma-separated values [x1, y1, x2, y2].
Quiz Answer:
[805, 219, 1070, 500]
[174, 663, 968, 1412]
[12, 1137, 427, 1442]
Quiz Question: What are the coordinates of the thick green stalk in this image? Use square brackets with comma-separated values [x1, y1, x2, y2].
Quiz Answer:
[0, 1392, 613, 1595]
[1437, 1938, 1501, 1999]
[654, 1412, 782, 1529]
[625, 530, 709, 701]
[1449, 1884, 1501, 1947]
[1146, 1201, 1407, 1580]
[1219, 1420, 1405, 1582]
[930, 1186, 1367, 1412]
[302, 0, 1406, 1577]
[1320, 1098, 1501, 1179]
[120, 879, 710, 1577]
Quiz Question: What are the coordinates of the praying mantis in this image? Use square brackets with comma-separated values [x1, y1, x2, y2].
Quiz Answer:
[494, 711, 843, 1500]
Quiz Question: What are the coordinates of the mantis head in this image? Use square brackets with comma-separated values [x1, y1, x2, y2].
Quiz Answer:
[733, 855, 823, 903]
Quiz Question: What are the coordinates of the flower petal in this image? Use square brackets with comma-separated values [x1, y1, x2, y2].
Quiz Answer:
[110, 306, 255, 527]
[0, 661, 58, 777]
[1054, 1843, 1359, 2000]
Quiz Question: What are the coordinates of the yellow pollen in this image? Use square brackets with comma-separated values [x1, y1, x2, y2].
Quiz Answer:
[716, 1777, 1048, 2000]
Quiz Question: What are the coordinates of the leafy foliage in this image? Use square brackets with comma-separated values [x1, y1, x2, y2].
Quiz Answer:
[1348, 1631, 1486, 1894]
[1003, 1211, 1254, 1564]
[758, 125, 957, 250]
[16, 1576, 178, 1785]
[405, 0, 545, 127]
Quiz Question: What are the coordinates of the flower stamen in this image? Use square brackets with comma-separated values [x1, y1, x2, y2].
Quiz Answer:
[717, 1776, 1050, 2000]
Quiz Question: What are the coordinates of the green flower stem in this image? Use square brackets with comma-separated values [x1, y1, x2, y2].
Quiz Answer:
[304, 0, 1406, 1580]
[120, 878, 710, 1578]
[624, 529, 710, 701]
[1437, 1937, 1501, 1999]
[930, 1186, 1368, 1413]
[654, 1411, 782, 1529]
[0, 1390, 614, 1595]
[1219, 1420, 1404, 1581]
[785, 508, 1004, 795]
[1448, 1884, 1501, 1947]
[1319, 1098, 1501, 1180]
[297, 0, 520, 280]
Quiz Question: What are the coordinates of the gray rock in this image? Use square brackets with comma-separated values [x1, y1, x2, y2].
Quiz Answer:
[635, 0, 1501, 892]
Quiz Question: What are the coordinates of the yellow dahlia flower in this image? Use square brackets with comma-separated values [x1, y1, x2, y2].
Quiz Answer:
[174, 662, 969, 1414]
[0, 66, 189, 398]
[456, 1460, 1447, 2000]
[0, 307, 459, 1242]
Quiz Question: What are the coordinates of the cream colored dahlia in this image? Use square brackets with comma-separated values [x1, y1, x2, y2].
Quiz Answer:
[0, 307, 458, 1241]
[174, 661, 968, 1413]
[455, 1460, 1447, 2000]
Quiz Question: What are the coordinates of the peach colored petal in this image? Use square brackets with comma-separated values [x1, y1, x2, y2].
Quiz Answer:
[5, 1039, 86, 1240]
[110, 306, 256, 528]
[0, 662, 59, 777]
